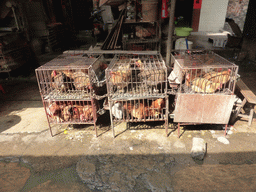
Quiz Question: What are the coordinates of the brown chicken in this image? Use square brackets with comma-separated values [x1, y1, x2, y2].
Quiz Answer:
[123, 102, 133, 118]
[135, 26, 156, 39]
[109, 64, 131, 87]
[63, 105, 73, 121]
[149, 98, 165, 118]
[137, 60, 166, 85]
[131, 102, 149, 120]
[47, 102, 63, 123]
[72, 71, 91, 90]
[51, 70, 74, 92]
[80, 105, 94, 122]
[191, 78, 221, 93]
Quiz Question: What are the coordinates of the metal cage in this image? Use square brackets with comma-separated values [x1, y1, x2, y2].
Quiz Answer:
[35, 54, 108, 136]
[122, 21, 160, 51]
[43, 99, 99, 136]
[36, 57, 98, 100]
[106, 53, 168, 137]
[168, 50, 239, 137]
[168, 50, 239, 95]
[106, 53, 167, 100]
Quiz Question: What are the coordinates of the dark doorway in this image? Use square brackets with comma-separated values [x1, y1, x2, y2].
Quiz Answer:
[175, 0, 194, 27]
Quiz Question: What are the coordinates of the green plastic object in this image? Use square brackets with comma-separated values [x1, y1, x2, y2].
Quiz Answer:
[175, 27, 193, 36]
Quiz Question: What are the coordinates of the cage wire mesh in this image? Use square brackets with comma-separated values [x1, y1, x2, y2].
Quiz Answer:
[106, 53, 167, 100]
[122, 22, 160, 51]
[44, 99, 98, 124]
[168, 50, 239, 94]
[35, 56, 105, 100]
[110, 97, 167, 122]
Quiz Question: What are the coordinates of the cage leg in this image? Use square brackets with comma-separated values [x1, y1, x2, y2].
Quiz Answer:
[224, 124, 228, 136]
[178, 123, 180, 138]
[109, 100, 115, 138]
[166, 97, 169, 137]
[42, 99, 54, 137]
[92, 99, 98, 137]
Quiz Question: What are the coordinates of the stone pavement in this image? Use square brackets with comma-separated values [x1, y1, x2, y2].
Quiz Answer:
[0, 50, 256, 191]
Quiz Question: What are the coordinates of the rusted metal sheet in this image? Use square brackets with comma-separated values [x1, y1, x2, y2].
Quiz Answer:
[174, 93, 236, 124]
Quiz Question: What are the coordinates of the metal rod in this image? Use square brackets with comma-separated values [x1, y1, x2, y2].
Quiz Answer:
[178, 122, 180, 138]
[166, 0, 177, 66]
[224, 124, 228, 136]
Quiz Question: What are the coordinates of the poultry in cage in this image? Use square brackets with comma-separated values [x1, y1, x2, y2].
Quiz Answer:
[148, 98, 165, 118]
[136, 59, 166, 87]
[203, 69, 231, 85]
[191, 78, 221, 93]
[47, 101, 95, 123]
[135, 26, 156, 39]
[47, 102, 64, 123]
[109, 63, 131, 90]
[51, 70, 74, 92]
[62, 69, 91, 90]
[131, 102, 149, 120]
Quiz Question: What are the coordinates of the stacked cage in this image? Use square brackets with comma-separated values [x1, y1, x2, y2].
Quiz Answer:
[36, 55, 107, 136]
[106, 53, 168, 137]
[122, 22, 160, 51]
[168, 50, 239, 136]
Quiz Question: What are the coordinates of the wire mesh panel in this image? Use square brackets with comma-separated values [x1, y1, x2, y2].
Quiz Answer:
[44, 99, 98, 124]
[110, 97, 167, 122]
[168, 50, 239, 94]
[106, 54, 167, 100]
[122, 21, 160, 51]
[36, 57, 97, 100]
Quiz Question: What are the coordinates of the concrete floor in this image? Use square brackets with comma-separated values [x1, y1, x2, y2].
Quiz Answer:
[0, 50, 256, 191]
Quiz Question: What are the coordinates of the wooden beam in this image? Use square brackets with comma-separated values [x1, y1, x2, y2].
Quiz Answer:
[166, 0, 176, 66]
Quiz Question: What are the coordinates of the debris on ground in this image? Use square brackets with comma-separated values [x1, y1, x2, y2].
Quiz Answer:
[217, 136, 230, 145]
[191, 137, 206, 161]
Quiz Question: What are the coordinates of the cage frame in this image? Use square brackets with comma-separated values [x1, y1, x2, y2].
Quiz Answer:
[106, 53, 169, 137]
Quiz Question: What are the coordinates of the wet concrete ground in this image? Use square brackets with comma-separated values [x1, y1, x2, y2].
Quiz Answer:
[0, 50, 256, 191]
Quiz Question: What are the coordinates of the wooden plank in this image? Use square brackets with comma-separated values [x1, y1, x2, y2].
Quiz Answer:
[237, 79, 256, 104]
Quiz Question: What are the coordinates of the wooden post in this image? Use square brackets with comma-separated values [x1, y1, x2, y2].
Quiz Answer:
[166, 0, 176, 66]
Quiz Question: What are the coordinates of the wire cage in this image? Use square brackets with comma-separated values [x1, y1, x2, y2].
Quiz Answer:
[109, 97, 169, 136]
[44, 99, 99, 136]
[109, 97, 168, 122]
[36, 57, 98, 100]
[168, 50, 239, 94]
[106, 53, 167, 99]
[106, 53, 168, 137]
[122, 21, 160, 51]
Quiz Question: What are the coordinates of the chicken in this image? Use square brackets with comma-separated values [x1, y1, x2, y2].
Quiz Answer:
[80, 105, 94, 122]
[137, 61, 166, 86]
[109, 64, 131, 89]
[203, 69, 231, 85]
[123, 102, 133, 118]
[47, 102, 63, 123]
[51, 70, 74, 92]
[135, 26, 156, 39]
[185, 69, 203, 87]
[191, 78, 221, 93]
[149, 98, 165, 118]
[131, 102, 149, 120]
[111, 102, 123, 119]
[63, 105, 73, 121]
[72, 71, 91, 90]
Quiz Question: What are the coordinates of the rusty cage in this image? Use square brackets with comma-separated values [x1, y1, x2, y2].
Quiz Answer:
[106, 53, 168, 137]
[36, 55, 107, 136]
[169, 50, 239, 137]
[122, 21, 160, 51]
